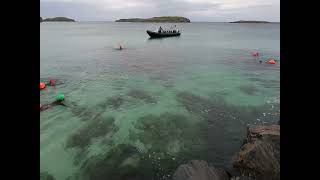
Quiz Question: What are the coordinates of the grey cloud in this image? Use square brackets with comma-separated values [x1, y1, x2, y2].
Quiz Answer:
[40, 0, 279, 22]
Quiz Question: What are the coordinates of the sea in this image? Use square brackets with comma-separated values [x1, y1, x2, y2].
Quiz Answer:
[40, 22, 280, 180]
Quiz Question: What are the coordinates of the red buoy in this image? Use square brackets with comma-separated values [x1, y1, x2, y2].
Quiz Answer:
[267, 59, 276, 64]
[40, 82, 46, 90]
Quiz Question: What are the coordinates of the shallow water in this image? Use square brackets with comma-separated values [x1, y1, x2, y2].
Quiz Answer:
[40, 22, 280, 180]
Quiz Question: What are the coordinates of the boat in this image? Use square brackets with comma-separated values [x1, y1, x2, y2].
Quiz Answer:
[146, 26, 181, 38]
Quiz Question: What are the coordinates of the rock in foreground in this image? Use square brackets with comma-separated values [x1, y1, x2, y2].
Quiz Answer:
[116, 16, 190, 23]
[233, 125, 280, 180]
[43, 17, 75, 22]
[173, 160, 230, 180]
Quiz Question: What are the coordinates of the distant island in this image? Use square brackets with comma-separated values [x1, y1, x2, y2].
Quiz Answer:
[230, 20, 270, 23]
[42, 17, 76, 22]
[115, 16, 190, 23]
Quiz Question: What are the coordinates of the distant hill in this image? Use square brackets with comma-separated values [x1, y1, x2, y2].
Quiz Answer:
[115, 16, 190, 23]
[230, 20, 270, 23]
[43, 17, 76, 22]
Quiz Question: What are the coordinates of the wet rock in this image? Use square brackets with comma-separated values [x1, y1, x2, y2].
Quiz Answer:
[65, 116, 118, 149]
[173, 160, 230, 180]
[230, 176, 256, 180]
[40, 172, 55, 180]
[233, 125, 280, 180]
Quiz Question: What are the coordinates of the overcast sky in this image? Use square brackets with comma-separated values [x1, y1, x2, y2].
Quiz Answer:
[40, 0, 280, 22]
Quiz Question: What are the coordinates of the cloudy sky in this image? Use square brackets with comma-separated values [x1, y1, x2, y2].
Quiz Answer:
[40, 0, 280, 22]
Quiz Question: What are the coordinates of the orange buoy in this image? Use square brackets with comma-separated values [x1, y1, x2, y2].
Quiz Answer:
[267, 59, 276, 64]
[40, 82, 46, 90]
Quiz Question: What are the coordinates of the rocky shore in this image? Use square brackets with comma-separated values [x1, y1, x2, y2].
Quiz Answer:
[173, 124, 280, 180]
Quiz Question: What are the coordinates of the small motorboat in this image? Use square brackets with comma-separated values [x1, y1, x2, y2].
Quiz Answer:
[147, 26, 181, 38]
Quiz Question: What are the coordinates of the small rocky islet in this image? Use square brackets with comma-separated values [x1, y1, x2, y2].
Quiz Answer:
[40, 16, 75, 22]
[115, 16, 190, 23]
[230, 20, 270, 23]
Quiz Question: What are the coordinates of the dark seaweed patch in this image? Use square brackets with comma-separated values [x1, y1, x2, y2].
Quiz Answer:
[65, 116, 118, 149]
[76, 143, 186, 180]
[78, 144, 143, 180]
[131, 113, 202, 153]
[175, 91, 280, 165]
[40, 172, 55, 180]
[127, 89, 156, 104]
[105, 95, 125, 109]
[238, 85, 259, 95]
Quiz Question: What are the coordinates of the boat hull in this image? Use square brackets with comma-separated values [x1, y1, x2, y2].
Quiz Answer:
[146, 30, 180, 38]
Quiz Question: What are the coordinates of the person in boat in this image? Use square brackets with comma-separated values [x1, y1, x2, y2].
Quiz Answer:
[158, 26, 163, 33]
[40, 94, 66, 112]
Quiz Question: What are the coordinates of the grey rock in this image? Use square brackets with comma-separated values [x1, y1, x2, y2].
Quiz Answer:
[173, 160, 230, 180]
[233, 125, 280, 180]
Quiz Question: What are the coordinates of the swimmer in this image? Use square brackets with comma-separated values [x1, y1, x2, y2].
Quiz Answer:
[40, 94, 66, 112]
[259, 60, 262, 64]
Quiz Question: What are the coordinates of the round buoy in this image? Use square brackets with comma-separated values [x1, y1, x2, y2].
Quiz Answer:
[40, 82, 46, 90]
[49, 79, 56, 86]
[252, 52, 259, 57]
[267, 59, 276, 64]
[56, 94, 65, 101]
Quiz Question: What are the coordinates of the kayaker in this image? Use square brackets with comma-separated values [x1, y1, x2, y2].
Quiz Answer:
[40, 94, 66, 112]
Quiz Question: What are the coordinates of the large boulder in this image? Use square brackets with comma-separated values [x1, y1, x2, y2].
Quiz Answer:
[233, 125, 280, 180]
[173, 160, 230, 180]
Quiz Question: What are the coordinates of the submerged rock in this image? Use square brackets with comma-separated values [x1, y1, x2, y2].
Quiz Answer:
[233, 125, 280, 180]
[173, 160, 230, 180]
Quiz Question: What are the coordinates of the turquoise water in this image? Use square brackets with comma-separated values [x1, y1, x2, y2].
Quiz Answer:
[40, 22, 280, 180]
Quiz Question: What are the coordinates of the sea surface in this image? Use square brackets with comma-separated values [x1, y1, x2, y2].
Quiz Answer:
[40, 22, 280, 180]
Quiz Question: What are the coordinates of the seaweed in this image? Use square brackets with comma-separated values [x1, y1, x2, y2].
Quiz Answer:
[238, 85, 259, 95]
[40, 172, 55, 180]
[65, 116, 118, 149]
[127, 89, 156, 104]
[78, 144, 142, 180]
[105, 95, 125, 109]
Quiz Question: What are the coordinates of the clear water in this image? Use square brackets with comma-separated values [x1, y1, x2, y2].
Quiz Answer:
[40, 22, 280, 180]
